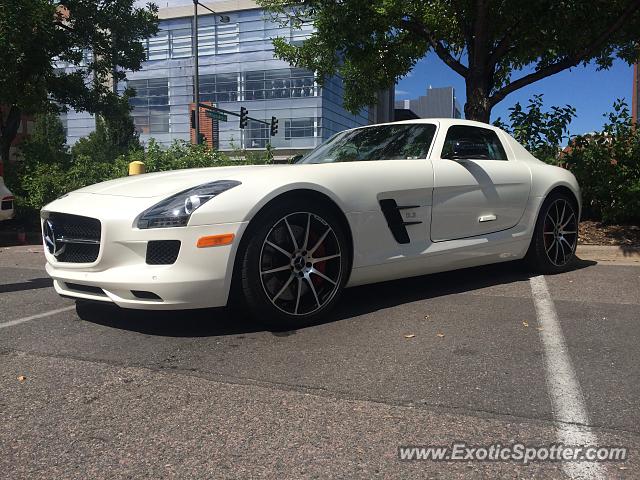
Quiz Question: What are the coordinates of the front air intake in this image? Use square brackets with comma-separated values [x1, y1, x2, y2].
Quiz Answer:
[146, 240, 181, 265]
[131, 290, 162, 300]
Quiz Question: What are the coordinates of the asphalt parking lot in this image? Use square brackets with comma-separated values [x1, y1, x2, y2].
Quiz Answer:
[1, 245, 639, 479]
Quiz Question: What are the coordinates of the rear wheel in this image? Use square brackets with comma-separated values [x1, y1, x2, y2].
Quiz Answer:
[526, 192, 578, 274]
[240, 199, 350, 329]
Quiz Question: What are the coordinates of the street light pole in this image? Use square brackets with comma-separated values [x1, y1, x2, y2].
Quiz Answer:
[192, 1, 230, 146]
[192, 0, 200, 145]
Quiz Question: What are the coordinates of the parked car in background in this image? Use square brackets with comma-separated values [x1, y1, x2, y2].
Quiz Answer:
[0, 174, 15, 222]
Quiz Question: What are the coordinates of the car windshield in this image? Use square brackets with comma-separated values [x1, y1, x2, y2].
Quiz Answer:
[298, 123, 437, 164]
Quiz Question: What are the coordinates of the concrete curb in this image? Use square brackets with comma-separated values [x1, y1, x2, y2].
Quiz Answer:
[576, 245, 640, 265]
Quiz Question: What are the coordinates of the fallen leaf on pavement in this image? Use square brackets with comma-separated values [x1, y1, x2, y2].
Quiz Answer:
[522, 321, 529, 327]
[404, 334, 416, 339]
[436, 333, 445, 338]
[537, 327, 544, 331]
[17, 376, 26, 382]
[424, 315, 430, 320]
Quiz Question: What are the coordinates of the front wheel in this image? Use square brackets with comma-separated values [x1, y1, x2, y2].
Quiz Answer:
[239, 200, 350, 329]
[525, 192, 579, 274]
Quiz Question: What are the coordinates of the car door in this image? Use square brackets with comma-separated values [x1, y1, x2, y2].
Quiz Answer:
[306, 122, 438, 269]
[430, 124, 530, 242]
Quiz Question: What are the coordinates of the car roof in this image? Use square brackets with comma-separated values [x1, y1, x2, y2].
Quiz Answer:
[345, 118, 502, 133]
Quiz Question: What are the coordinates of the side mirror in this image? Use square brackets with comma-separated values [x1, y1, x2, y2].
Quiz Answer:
[290, 154, 303, 164]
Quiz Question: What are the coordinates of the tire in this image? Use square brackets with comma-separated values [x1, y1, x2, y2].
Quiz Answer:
[239, 198, 350, 329]
[525, 192, 579, 274]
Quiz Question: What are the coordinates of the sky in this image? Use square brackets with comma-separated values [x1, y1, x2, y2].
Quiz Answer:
[395, 55, 635, 136]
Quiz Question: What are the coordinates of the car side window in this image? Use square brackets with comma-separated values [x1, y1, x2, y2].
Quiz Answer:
[441, 125, 508, 160]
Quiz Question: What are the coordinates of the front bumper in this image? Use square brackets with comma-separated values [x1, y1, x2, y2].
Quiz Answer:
[45, 222, 246, 310]
[42, 193, 247, 310]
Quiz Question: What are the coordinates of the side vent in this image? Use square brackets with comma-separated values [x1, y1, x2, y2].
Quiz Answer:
[379, 199, 423, 244]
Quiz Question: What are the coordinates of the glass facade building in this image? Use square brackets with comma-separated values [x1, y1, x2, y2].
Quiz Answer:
[62, 1, 379, 151]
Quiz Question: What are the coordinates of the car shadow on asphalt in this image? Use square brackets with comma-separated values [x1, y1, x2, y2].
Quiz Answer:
[328, 258, 596, 323]
[74, 301, 264, 337]
[0, 277, 53, 294]
[75, 258, 596, 337]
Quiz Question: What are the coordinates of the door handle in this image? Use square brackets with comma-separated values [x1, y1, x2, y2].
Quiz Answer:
[478, 214, 497, 223]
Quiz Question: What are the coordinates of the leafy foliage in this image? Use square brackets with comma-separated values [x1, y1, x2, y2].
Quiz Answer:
[562, 101, 640, 224]
[494, 94, 576, 163]
[9, 115, 275, 221]
[257, 0, 640, 121]
[0, 0, 157, 168]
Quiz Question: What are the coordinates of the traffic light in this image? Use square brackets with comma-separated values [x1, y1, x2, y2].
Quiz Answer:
[239, 107, 248, 129]
[270, 116, 278, 136]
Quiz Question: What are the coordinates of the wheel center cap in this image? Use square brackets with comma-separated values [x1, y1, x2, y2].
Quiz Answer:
[292, 256, 305, 271]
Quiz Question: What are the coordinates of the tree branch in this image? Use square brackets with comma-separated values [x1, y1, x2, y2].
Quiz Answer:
[490, 0, 640, 106]
[487, 19, 520, 67]
[54, 20, 74, 32]
[401, 18, 469, 77]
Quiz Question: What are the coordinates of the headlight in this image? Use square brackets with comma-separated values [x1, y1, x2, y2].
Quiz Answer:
[136, 180, 241, 229]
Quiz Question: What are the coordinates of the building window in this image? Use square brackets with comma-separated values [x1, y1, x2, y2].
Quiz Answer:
[245, 120, 269, 148]
[199, 73, 239, 103]
[290, 69, 315, 97]
[198, 23, 216, 56]
[216, 22, 239, 53]
[285, 118, 315, 139]
[170, 27, 192, 58]
[290, 21, 314, 46]
[244, 69, 315, 101]
[197, 19, 239, 55]
[128, 78, 170, 134]
[145, 29, 169, 61]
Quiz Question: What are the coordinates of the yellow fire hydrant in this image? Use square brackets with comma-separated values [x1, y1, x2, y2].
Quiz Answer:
[128, 161, 146, 176]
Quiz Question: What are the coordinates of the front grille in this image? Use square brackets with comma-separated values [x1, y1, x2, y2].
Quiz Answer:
[146, 240, 181, 265]
[46, 213, 101, 263]
[1, 199, 13, 210]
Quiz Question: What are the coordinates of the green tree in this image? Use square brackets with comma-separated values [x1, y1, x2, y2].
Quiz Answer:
[494, 94, 576, 163]
[258, 0, 640, 122]
[0, 0, 157, 172]
[19, 112, 70, 168]
[563, 100, 640, 223]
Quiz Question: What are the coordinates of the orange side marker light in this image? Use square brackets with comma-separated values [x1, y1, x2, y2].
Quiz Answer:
[197, 233, 235, 248]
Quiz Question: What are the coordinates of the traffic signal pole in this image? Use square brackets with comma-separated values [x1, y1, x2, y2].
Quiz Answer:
[192, 1, 230, 145]
[198, 103, 276, 132]
[192, 0, 200, 144]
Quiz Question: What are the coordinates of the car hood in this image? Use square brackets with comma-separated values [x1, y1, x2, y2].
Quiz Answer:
[73, 164, 291, 198]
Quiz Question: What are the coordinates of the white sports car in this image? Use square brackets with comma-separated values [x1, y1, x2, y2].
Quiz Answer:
[42, 119, 580, 328]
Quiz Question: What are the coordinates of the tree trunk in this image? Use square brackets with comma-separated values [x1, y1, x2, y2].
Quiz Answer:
[464, 77, 492, 123]
[0, 106, 22, 178]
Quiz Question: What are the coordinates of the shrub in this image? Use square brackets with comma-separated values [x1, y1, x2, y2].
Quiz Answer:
[10, 114, 276, 226]
[497, 96, 639, 224]
[111, 139, 275, 176]
[562, 100, 640, 224]
[494, 94, 576, 164]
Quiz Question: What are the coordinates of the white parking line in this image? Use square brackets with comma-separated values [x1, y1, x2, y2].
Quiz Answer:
[530, 275, 605, 480]
[0, 305, 76, 329]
